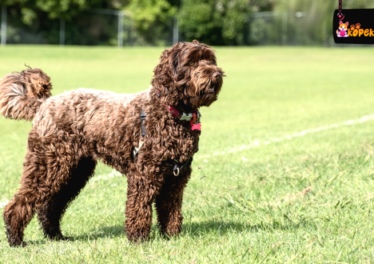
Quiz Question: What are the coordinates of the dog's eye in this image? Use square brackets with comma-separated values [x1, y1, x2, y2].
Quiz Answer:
[189, 62, 195, 66]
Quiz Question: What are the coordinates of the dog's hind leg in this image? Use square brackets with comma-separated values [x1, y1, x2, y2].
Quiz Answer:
[3, 134, 83, 247]
[3, 150, 52, 247]
[37, 157, 96, 241]
[155, 167, 191, 237]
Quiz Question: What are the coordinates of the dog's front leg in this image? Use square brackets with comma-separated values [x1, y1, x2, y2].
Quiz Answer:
[125, 171, 155, 242]
[155, 167, 191, 237]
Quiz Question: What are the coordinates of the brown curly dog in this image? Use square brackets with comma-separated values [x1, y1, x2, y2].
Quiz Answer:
[0, 40, 224, 247]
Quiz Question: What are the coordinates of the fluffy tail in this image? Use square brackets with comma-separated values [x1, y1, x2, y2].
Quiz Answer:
[0, 68, 52, 121]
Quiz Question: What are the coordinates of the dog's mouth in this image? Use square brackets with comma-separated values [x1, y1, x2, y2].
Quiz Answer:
[188, 80, 222, 108]
[205, 73, 223, 94]
[205, 82, 220, 94]
[206, 85, 216, 93]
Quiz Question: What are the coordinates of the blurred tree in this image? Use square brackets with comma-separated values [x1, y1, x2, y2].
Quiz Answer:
[0, 0, 128, 45]
[124, 0, 176, 45]
[0, 0, 277, 46]
[177, 0, 274, 45]
[0, 0, 128, 23]
[8, 0, 374, 46]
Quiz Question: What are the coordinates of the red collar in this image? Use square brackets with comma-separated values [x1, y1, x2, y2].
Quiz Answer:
[165, 105, 201, 131]
[157, 91, 201, 131]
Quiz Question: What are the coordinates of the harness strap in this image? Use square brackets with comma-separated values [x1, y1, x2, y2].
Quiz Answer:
[133, 110, 147, 159]
[140, 110, 146, 137]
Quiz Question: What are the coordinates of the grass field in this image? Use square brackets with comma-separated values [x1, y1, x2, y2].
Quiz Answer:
[0, 45, 374, 263]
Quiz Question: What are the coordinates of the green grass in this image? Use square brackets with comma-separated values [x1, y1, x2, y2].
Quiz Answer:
[0, 45, 374, 263]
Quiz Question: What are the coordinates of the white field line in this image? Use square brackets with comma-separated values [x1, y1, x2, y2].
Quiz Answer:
[0, 200, 8, 209]
[196, 114, 374, 161]
[1, 114, 373, 209]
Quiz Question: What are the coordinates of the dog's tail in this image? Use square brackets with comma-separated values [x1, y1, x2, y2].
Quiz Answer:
[0, 68, 52, 121]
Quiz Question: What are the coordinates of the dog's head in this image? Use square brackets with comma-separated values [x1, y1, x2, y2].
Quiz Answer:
[152, 40, 224, 109]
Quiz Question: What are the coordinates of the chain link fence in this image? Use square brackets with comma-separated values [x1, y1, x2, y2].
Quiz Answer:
[0, 6, 178, 47]
[0, 7, 338, 47]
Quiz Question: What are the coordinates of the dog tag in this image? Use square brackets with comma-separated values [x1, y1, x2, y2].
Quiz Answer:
[191, 123, 201, 131]
[189, 112, 201, 131]
[333, 9, 374, 44]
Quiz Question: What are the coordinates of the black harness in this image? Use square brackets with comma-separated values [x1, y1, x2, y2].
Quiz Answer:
[140, 110, 147, 137]
[167, 158, 192, 176]
[133, 110, 191, 176]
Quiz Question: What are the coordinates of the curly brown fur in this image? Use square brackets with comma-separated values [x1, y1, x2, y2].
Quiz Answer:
[0, 68, 52, 121]
[0, 40, 224, 247]
[37, 157, 96, 240]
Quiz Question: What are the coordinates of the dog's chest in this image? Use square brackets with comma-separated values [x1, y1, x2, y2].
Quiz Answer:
[146, 119, 200, 162]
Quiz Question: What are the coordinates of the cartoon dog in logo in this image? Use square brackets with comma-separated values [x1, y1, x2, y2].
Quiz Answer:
[336, 21, 349, 37]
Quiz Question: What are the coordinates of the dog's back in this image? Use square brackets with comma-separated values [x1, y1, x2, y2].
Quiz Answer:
[0, 68, 149, 142]
[33, 88, 148, 139]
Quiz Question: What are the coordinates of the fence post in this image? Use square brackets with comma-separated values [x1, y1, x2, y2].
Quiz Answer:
[128, 18, 133, 47]
[282, 12, 287, 46]
[173, 17, 178, 44]
[60, 18, 65, 46]
[118, 11, 123, 48]
[1, 5, 6, 46]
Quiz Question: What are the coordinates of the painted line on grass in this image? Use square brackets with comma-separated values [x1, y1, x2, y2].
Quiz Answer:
[196, 114, 374, 161]
[0, 200, 8, 209]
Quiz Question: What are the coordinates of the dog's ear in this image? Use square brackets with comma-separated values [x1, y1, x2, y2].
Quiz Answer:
[168, 44, 183, 77]
[152, 45, 180, 96]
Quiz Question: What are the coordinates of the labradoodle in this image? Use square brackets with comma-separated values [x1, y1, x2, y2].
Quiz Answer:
[0, 40, 224, 247]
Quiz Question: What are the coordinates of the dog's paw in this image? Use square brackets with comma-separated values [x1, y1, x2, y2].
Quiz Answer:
[9, 241, 28, 247]
[48, 234, 74, 241]
[60, 236, 74, 241]
[127, 233, 149, 244]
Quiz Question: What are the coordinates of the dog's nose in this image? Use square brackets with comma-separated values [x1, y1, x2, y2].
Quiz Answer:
[212, 72, 221, 79]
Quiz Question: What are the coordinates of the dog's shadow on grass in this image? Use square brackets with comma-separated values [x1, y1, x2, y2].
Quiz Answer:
[182, 220, 249, 236]
[25, 226, 126, 246]
[26, 219, 312, 245]
[75, 225, 126, 241]
[71, 221, 249, 241]
[182, 219, 312, 236]
[73, 218, 312, 241]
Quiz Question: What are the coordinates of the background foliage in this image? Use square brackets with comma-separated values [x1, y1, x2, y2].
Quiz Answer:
[2, 0, 374, 45]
